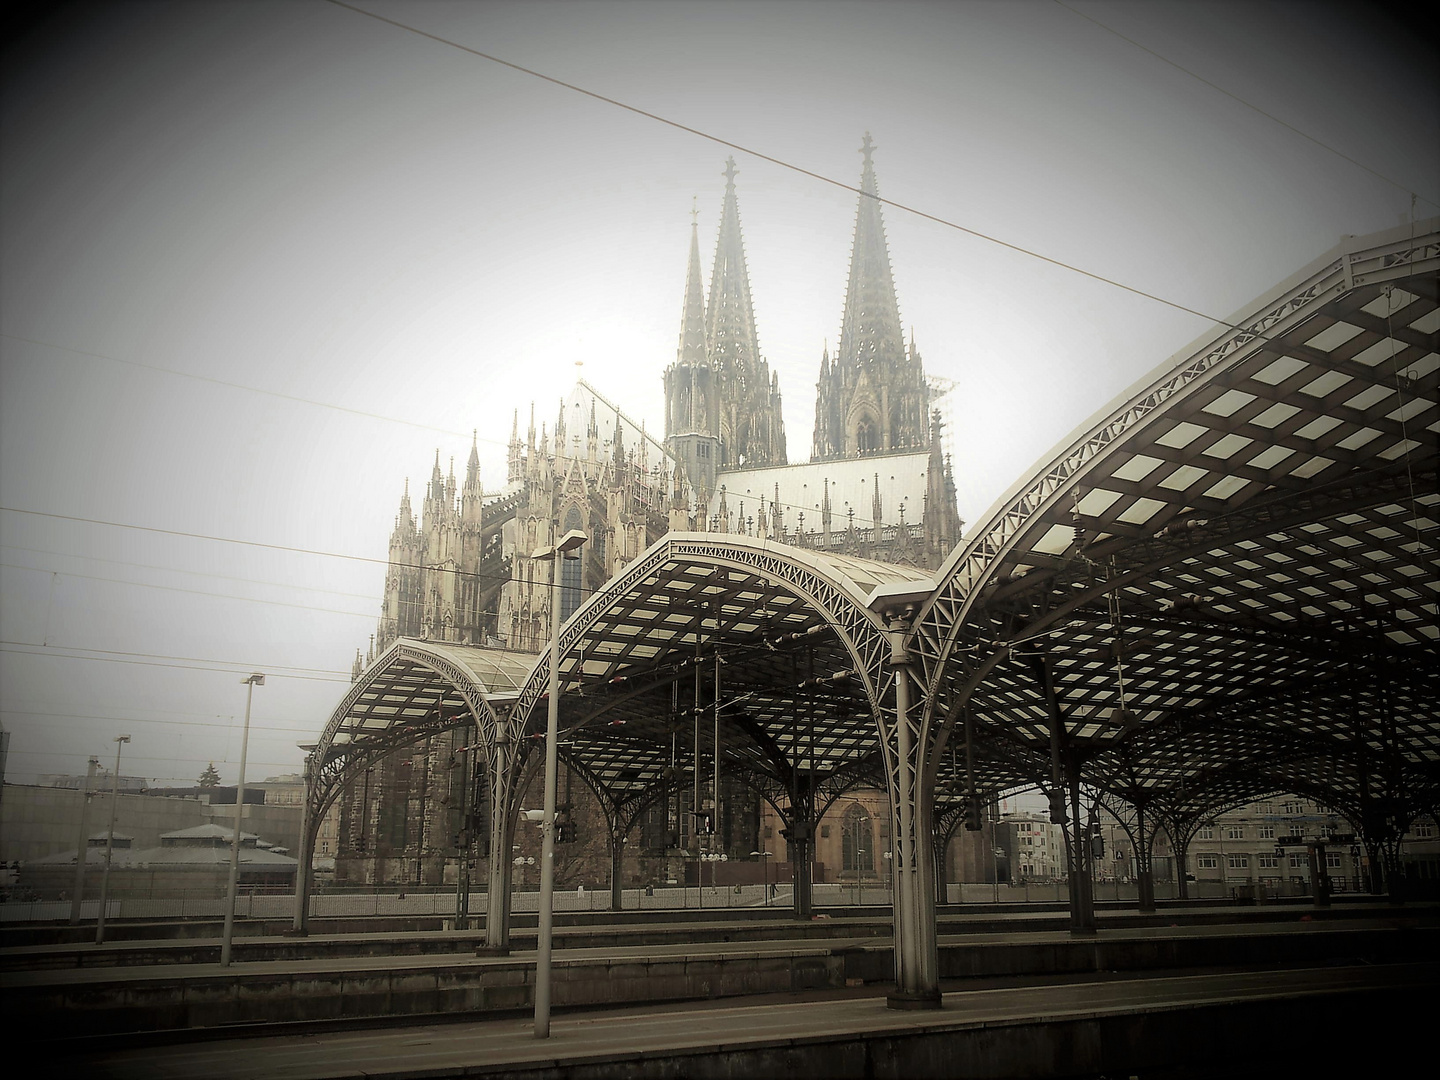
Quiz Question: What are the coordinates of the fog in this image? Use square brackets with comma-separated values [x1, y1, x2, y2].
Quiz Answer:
[2, 0, 1434, 785]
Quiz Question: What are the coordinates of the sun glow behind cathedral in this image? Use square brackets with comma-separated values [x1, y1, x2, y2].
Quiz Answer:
[361, 138, 962, 668]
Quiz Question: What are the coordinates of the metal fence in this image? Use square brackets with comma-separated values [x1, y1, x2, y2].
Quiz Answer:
[1, 874, 1378, 924]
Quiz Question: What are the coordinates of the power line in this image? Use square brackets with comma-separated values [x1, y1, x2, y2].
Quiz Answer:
[3, 747, 305, 770]
[1052, 0, 1438, 211]
[0, 505, 588, 595]
[0, 641, 352, 683]
[1, 542, 382, 603]
[0, 333, 497, 447]
[1, 707, 317, 738]
[1, 562, 377, 621]
[322, 0, 1394, 336]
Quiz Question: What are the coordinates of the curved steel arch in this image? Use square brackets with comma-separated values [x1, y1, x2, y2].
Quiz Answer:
[294, 638, 535, 935]
[912, 223, 1440, 698]
[507, 533, 909, 739]
[904, 222, 1439, 819]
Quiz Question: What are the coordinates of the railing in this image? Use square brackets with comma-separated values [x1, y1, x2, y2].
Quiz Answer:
[3, 875, 1378, 923]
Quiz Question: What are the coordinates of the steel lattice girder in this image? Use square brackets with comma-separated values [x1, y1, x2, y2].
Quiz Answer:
[913, 218, 1439, 824]
[505, 536, 933, 809]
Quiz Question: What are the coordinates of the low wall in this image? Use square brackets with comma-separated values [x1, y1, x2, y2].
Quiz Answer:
[6, 923, 1434, 1038]
[7, 947, 846, 1039]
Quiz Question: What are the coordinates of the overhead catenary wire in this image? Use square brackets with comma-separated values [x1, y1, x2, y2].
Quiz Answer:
[0, 641, 353, 683]
[1, 543, 384, 603]
[0, 333, 495, 447]
[1, 562, 378, 621]
[0, 505, 590, 597]
[322, 0, 1424, 338]
[1, 706, 326, 739]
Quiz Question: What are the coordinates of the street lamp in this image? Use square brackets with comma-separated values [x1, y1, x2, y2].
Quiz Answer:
[221, 673, 265, 968]
[95, 735, 131, 944]
[702, 851, 728, 895]
[532, 529, 587, 1040]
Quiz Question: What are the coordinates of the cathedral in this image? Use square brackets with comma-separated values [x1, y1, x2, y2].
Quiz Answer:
[339, 138, 962, 886]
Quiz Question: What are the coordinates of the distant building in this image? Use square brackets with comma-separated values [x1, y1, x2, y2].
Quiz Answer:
[39, 772, 148, 794]
[19, 823, 297, 899]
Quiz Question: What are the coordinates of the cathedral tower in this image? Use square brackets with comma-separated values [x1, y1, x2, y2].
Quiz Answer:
[813, 135, 930, 461]
[664, 204, 722, 496]
[665, 159, 787, 497]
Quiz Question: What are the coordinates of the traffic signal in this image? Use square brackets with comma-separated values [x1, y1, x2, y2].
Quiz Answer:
[695, 811, 714, 835]
[1089, 825, 1105, 859]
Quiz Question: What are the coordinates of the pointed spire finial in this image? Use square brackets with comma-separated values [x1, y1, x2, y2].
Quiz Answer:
[708, 156, 761, 377]
[861, 132, 875, 170]
[690, 196, 699, 226]
[836, 133, 902, 371]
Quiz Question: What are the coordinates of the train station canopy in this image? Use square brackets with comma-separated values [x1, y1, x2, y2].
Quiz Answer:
[306, 639, 536, 797]
[507, 536, 936, 820]
[910, 218, 1439, 831]
[311, 220, 1437, 841]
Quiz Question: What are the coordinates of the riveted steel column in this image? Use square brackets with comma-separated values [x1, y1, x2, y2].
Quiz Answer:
[291, 787, 314, 934]
[610, 826, 625, 911]
[483, 743, 513, 953]
[1135, 802, 1156, 914]
[887, 633, 940, 1009]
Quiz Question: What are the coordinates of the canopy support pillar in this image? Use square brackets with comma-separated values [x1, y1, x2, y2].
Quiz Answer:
[886, 641, 940, 1010]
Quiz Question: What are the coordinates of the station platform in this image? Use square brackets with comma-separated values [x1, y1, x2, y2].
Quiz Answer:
[36, 961, 1438, 1079]
[3, 905, 1435, 1044]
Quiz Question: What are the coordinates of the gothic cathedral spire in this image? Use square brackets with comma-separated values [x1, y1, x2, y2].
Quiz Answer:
[706, 157, 760, 378]
[838, 133, 904, 373]
[666, 164, 787, 494]
[679, 202, 707, 366]
[812, 134, 929, 461]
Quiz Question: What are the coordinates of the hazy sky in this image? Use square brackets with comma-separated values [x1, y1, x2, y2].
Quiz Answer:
[2, 0, 1434, 786]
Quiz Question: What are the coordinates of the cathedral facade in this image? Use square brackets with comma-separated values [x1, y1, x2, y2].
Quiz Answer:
[340, 139, 961, 887]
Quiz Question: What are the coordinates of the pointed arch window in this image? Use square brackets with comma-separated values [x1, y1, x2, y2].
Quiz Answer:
[841, 804, 873, 873]
[855, 416, 879, 456]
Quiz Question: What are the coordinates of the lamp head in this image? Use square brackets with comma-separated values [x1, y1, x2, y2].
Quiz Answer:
[866, 580, 934, 615]
[242, 673, 266, 686]
[557, 529, 588, 555]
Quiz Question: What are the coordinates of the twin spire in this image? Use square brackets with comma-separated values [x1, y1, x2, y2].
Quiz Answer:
[668, 137, 924, 471]
[837, 132, 905, 371]
[704, 156, 762, 376]
[677, 199, 707, 365]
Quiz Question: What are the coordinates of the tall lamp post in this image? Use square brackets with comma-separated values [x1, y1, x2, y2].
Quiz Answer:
[221, 673, 265, 968]
[533, 528, 587, 1040]
[95, 735, 131, 944]
[68, 756, 99, 925]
